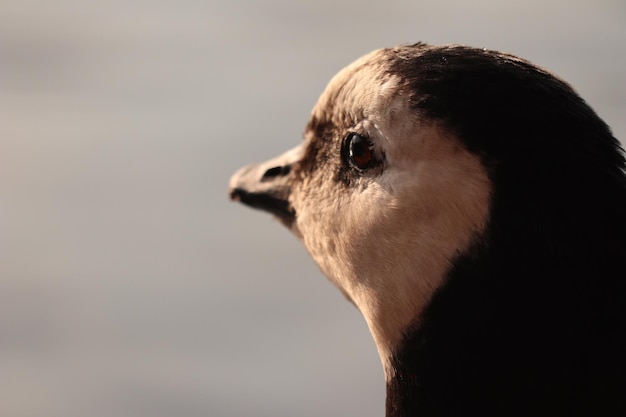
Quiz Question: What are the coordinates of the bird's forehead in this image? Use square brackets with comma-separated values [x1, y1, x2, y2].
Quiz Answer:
[308, 49, 405, 132]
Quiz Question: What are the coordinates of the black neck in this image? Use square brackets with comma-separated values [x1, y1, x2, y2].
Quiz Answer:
[385, 248, 626, 416]
[385, 185, 626, 417]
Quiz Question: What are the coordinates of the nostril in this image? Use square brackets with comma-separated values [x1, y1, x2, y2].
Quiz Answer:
[261, 165, 290, 182]
[262, 166, 282, 181]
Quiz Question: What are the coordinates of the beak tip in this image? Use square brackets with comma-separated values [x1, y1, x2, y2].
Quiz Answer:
[229, 187, 242, 202]
[229, 163, 257, 203]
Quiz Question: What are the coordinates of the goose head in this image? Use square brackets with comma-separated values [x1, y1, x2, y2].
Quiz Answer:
[229, 43, 626, 416]
[230, 45, 491, 373]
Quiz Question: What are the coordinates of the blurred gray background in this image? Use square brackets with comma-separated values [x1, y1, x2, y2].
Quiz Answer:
[1, 0, 624, 416]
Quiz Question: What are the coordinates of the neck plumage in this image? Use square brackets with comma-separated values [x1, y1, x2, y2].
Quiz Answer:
[381, 214, 626, 417]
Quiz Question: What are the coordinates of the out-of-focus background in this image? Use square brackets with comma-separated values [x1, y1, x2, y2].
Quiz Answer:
[1, 1, 624, 416]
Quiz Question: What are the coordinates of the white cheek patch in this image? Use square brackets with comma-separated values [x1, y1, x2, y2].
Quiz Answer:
[292, 52, 491, 380]
[294, 124, 491, 379]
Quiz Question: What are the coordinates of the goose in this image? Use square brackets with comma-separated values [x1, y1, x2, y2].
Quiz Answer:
[228, 43, 626, 417]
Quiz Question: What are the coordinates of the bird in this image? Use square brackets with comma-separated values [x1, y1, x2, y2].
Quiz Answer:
[228, 43, 626, 417]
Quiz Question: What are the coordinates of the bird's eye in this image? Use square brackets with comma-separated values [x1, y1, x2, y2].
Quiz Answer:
[347, 133, 374, 170]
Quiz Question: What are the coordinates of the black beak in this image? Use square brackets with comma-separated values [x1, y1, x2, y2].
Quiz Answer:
[229, 145, 302, 227]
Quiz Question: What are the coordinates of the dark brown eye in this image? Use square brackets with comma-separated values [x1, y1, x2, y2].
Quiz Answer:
[347, 133, 374, 170]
